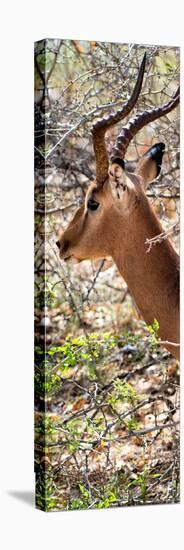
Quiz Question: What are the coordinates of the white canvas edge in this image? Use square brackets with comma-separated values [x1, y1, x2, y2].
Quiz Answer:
[0, 1, 183, 549]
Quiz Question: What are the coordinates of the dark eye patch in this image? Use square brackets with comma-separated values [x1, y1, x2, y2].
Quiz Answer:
[87, 198, 99, 211]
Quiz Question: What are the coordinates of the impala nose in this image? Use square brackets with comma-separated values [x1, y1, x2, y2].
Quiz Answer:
[56, 240, 61, 249]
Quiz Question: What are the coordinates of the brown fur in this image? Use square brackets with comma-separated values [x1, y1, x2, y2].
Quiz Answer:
[57, 157, 179, 360]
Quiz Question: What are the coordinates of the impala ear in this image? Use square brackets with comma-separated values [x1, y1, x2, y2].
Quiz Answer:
[134, 142, 165, 189]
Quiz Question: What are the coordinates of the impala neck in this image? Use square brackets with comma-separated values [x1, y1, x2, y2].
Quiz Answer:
[112, 194, 179, 347]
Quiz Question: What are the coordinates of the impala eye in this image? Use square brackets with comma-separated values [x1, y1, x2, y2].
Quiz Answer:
[87, 198, 99, 211]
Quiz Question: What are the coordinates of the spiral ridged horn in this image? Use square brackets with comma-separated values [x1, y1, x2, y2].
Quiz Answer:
[92, 52, 147, 184]
[111, 87, 180, 163]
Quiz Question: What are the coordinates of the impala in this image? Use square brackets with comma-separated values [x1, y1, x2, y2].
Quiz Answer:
[56, 53, 180, 359]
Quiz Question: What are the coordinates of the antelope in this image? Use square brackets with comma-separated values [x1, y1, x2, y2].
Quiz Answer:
[56, 53, 180, 359]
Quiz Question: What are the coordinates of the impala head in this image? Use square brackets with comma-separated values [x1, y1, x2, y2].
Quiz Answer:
[56, 53, 179, 263]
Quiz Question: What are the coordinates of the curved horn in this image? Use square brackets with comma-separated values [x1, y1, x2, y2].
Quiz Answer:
[92, 52, 147, 184]
[111, 87, 180, 163]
